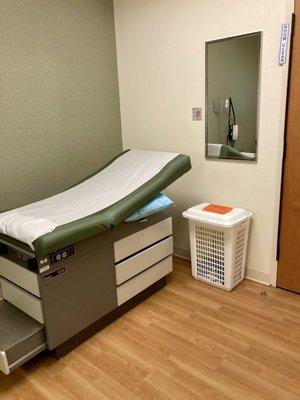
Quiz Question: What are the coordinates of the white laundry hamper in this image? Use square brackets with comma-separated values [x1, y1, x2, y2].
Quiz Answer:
[183, 203, 252, 291]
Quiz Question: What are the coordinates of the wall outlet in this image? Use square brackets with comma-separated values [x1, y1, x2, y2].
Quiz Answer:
[192, 107, 202, 121]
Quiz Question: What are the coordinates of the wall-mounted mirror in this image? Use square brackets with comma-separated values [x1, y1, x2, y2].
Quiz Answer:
[205, 32, 261, 160]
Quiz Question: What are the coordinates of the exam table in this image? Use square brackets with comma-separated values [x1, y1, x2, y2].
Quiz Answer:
[0, 149, 191, 374]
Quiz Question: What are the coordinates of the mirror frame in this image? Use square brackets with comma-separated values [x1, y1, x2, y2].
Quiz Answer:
[205, 31, 262, 161]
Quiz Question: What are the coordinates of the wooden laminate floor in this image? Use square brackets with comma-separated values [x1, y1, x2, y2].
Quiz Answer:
[0, 257, 299, 400]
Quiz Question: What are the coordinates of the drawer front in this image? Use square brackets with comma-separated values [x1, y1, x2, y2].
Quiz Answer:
[117, 255, 173, 306]
[0, 342, 46, 376]
[0, 257, 40, 298]
[0, 301, 46, 375]
[0, 350, 9, 375]
[0, 278, 44, 324]
[114, 217, 172, 262]
[116, 236, 173, 285]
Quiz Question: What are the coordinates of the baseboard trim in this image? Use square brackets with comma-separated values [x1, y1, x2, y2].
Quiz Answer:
[174, 249, 270, 286]
[245, 268, 270, 286]
[174, 246, 190, 260]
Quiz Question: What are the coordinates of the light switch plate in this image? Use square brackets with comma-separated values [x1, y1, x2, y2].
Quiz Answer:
[192, 107, 202, 121]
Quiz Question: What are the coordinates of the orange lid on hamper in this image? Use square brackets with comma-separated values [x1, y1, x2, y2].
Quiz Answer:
[203, 204, 233, 214]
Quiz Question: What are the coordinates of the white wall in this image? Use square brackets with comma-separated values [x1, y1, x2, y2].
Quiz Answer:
[114, 0, 293, 284]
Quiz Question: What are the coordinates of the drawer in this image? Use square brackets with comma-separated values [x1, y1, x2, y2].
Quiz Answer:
[0, 278, 44, 324]
[0, 256, 40, 297]
[0, 301, 46, 375]
[116, 236, 173, 285]
[117, 255, 173, 306]
[114, 217, 172, 262]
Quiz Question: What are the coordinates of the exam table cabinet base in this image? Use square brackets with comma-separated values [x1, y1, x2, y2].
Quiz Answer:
[0, 213, 173, 374]
[52, 276, 167, 359]
[0, 277, 166, 373]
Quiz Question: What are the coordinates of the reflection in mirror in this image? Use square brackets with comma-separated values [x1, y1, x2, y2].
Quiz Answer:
[205, 32, 261, 160]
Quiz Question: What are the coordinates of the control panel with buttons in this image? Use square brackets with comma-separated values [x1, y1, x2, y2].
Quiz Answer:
[50, 245, 76, 265]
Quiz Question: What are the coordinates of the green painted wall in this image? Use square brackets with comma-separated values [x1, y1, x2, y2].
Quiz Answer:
[0, 0, 122, 211]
